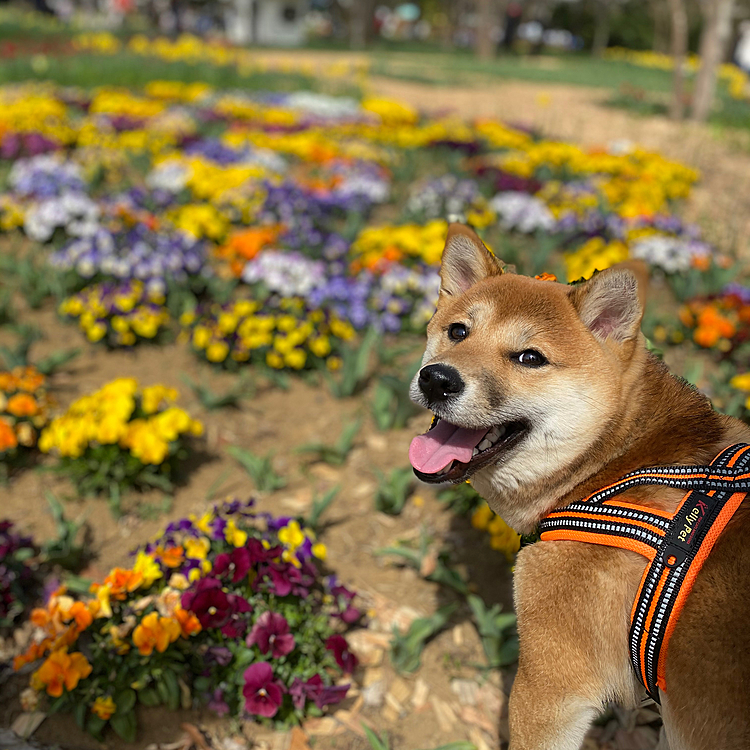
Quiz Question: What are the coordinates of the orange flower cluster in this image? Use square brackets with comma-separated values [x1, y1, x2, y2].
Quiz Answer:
[13, 588, 99, 674]
[132, 611, 181, 655]
[214, 225, 281, 277]
[31, 649, 92, 698]
[0, 367, 53, 454]
[680, 299, 746, 350]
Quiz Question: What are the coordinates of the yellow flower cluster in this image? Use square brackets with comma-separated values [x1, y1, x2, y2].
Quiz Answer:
[143, 80, 213, 102]
[39, 378, 202, 464]
[277, 519, 327, 567]
[72, 32, 122, 54]
[0, 85, 76, 145]
[59, 282, 170, 346]
[350, 220, 449, 270]
[475, 119, 534, 151]
[167, 203, 230, 241]
[730, 372, 750, 410]
[605, 47, 749, 101]
[185, 298, 355, 369]
[126, 33, 368, 83]
[564, 237, 629, 282]
[88, 88, 167, 119]
[361, 97, 419, 126]
[471, 503, 522, 562]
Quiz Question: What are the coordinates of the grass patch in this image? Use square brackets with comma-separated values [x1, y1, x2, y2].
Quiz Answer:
[0, 51, 361, 96]
[369, 52, 677, 92]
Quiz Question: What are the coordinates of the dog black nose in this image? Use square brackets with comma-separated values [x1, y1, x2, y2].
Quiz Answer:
[418, 364, 464, 403]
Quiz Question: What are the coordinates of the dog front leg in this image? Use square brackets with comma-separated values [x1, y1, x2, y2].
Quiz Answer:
[508, 660, 600, 750]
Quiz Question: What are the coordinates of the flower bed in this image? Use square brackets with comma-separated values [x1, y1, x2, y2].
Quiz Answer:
[0, 69, 736, 377]
[13, 501, 359, 742]
[0, 367, 54, 476]
[39, 378, 203, 512]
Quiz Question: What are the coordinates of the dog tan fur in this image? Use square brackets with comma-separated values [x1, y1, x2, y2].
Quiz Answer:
[409, 224, 750, 750]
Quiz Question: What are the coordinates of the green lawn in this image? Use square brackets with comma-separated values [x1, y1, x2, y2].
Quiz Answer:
[368, 51, 676, 92]
[0, 52, 360, 97]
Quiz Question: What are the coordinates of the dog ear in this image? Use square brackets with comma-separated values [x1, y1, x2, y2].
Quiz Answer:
[439, 224, 504, 298]
[568, 261, 648, 343]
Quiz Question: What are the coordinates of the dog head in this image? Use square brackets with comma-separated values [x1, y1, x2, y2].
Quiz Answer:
[408, 224, 649, 532]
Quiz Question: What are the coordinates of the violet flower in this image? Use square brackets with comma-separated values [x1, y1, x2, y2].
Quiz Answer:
[247, 611, 295, 658]
[325, 634, 358, 673]
[242, 662, 285, 718]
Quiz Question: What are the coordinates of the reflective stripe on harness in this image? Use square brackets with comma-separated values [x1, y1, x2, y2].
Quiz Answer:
[538, 443, 750, 703]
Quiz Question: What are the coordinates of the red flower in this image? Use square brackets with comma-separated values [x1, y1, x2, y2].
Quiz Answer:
[325, 634, 358, 673]
[242, 662, 284, 718]
[181, 577, 252, 633]
[247, 611, 295, 658]
[214, 540, 282, 584]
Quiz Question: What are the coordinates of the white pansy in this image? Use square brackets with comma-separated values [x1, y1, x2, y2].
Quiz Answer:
[489, 192, 556, 234]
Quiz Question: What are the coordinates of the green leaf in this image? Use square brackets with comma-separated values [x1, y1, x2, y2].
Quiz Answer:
[162, 668, 181, 710]
[137, 687, 161, 707]
[85, 713, 107, 737]
[110, 711, 137, 742]
[114, 688, 136, 715]
[362, 724, 390, 750]
[390, 603, 458, 673]
[74, 701, 87, 730]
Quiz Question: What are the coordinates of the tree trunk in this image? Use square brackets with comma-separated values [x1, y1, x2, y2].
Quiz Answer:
[349, 0, 373, 50]
[691, 0, 736, 121]
[651, 0, 671, 53]
[592, 0, 611, 57]
[667, 0, 689, 120]
[440, 0, 460, 50]
[476, 0, 496, 60]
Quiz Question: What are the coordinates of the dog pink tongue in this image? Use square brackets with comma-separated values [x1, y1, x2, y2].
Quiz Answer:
[409, 420, 487, 474]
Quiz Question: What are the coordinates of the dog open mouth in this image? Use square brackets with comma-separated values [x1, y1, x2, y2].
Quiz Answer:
[409, 417, 529, 484]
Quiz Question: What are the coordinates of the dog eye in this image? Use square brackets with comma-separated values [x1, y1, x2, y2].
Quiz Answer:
[513, 350, 547, 367]
[448, 323, 468, 341]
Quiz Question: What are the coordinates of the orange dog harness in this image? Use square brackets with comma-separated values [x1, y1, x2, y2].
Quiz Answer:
[538, 443, 750, 702]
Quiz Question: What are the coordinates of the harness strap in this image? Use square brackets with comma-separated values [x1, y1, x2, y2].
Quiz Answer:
[539, 443, 750, 703]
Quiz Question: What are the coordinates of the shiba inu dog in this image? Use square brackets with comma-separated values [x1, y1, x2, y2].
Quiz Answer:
[408, 224, 750, 750]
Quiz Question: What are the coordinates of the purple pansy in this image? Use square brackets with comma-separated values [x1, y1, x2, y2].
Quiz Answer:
[325, 634, 358, 673]
[247, 611, 295, 658]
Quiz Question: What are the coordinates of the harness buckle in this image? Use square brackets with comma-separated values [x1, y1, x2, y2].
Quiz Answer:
[661, 544, 688, 568]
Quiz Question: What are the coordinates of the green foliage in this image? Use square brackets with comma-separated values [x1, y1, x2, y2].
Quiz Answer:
[227, 445, 287, 492]
[363, 725, 391, 750]
[0, 289, 16, 325]
[35, 347, 81, 376]
[41, 492, 87, 571]
[0, 326, 79, 376]
[436, 481, 485, 516]
[370, 362, 422, 431]
[304, 485, 340, 533]
[467, 594, 519, 668]
[58, 443, 183, 517]
[374, 467, 413, 515]
[389, 603, 458, 673]
[377, 529, 469, 596]
[323, 327, 378, 398]
[665, 261, 739, 303]
[297, 419, 360, 465]
[0, 324, 42, 369]
[180, 372, 254, 410]
[0, 255, 71, 309]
